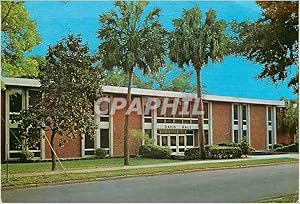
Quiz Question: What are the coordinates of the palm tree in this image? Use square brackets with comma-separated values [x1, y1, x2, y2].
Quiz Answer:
[98, 1, 166, 165]
[169, 6, 228, 159]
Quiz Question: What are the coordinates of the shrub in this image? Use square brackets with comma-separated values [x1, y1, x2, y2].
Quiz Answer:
[217, 143, 239, 147]
[239, 140, 250, 156]
[19, 150, 34, 162]
[274, 143, 298, 152]
[273, 144, 284, 149]
[184, 145, 243, 160]
[139, 145, 172, 159]
[206, 145, 242, 159]
[95, 148, 107, 159]
[184, 148, 200, 160]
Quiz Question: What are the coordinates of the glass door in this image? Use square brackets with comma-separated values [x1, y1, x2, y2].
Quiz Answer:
[178, 135, 186, 153]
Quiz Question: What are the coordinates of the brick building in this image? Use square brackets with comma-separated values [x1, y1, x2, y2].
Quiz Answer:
[1, 77, 291, 161]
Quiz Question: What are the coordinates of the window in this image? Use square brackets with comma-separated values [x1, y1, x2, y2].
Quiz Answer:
[144, 118, 152, 123]
[157, 135, 160, 146]
[100, 129, 109, 148]
[170, 136, 176, 146]
[204, 130, 209, 145]
[179, 136, 184, 146]
[233, 104, 239, 125]
[85, 134, 95, 149]
[162, 136, 168, 146]
[187, 135, 193, 146]
[9, 90, 23, 120]
[267, 107, 272, 126]
[145, 129, 152, 139]
[268, 131, 273, 145]
[234, 130, 239, 143]
[29, 90, 41, 106]
[242, 105, 247, 125]
[9, 128, 22, 151]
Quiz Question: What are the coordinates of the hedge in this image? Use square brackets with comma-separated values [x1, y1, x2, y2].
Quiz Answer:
[95, 148, 107, 159]
[184, 145, 243, 160]
[139, 145, 172, 159]
[274, 143, 298, 152]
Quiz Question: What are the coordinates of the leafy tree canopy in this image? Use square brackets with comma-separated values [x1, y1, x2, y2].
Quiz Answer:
[15, 35, 102, 170]
[1, 1, 41, 78]
[231, 1, 298, 92]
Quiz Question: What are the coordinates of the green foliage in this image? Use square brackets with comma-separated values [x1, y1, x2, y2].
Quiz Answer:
[231, 1, 299, 92]
[274, 143, 298, 152]
[139, 145, 172, 159]
[98, 0, 167, 73]
[184, 145, 243, 160]
[15, 35, 102, 169]
[95, 148, 108, 159]
[205, 145, 242, 159]
[131, 129, 154, 145]
[169, 6, 228, 70]
[273, 144, 284, 149]
[277, 99, 298, 140]
[1, 1, 41, 78]
[184, 148, 200, 160]
[19, 150, 34, 162]
[238, 139, 250, 156]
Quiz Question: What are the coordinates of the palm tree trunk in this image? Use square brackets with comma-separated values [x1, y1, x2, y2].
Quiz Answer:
[50, 130, 57, 171]
[196, 68, 205, 159]
[124, 67, 134, 166]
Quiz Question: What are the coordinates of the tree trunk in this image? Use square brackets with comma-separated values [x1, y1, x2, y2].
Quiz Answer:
[50, 130, 57, 171]
[196, 68, 205, 159]
[124, 67, 134, 166]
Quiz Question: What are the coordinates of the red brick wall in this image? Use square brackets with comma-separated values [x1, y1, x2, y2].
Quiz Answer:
[277, 132, 293, 145]
[212, 102, 232, 144]
[1, 91, 6, 161]
[250, 105, 266, 150]
[45, 130, 81, 159]
[112, 95, 142, 157]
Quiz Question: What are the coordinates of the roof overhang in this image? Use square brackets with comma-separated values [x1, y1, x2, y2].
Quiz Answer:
[1, 77, 285, 107]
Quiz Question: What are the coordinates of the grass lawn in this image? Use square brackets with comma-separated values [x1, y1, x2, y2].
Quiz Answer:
[259, 194, 298, 203]
[1, 158, 297, 188]
[1, 157, 181, 174]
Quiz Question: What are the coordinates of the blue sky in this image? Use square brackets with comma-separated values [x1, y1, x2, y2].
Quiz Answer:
[24, 1, 295, 100]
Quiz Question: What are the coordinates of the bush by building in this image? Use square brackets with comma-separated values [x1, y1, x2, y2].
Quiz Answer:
[274, 143, 298, 152]
[184, 145, 243, 160]
[139, 145, 172, 159]
[19, 150, 34, 162]
[95, 148, 107, 159]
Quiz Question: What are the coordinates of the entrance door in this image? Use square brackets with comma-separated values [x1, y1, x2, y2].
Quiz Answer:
[178, 135, 186, 154]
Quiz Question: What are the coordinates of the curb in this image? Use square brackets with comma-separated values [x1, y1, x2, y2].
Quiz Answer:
[2, 161, 298, 191]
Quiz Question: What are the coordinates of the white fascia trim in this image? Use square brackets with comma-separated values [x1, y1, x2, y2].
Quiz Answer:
[2, 77, 41, 87]
[2, 77, 285, 106]
[103, 86, 285, 107]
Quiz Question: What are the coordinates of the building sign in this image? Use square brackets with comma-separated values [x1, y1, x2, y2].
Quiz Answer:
[157, 124, 198, 130]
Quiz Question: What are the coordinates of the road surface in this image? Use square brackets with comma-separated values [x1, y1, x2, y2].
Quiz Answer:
[1, 163, 298, 203]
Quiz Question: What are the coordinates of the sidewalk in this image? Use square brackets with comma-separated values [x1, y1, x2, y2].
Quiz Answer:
[7, 153, 298, 178]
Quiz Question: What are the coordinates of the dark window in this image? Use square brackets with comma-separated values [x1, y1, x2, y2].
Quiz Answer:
[186, 130, 193, 134]
[268, 107, 272, 122]
[242, 130, 247, 138]
[157, 135, 160, 146]
[187, 135, 193, 146]
[100, 117, 109, 122]
[144, 118, 152, 123]
[100, 129, 109, 148]
[10, 90, 22, 113]
[242, 105, 247, 121]
[157, 119, 164, 123]
[204, 130, 209, 145]
[234, 130, 239, 143]
[9, 128, 22, 150]
[268, 131, 272, 145]
[166, 119, 173, 123]
[85, 134, 94, 149]
[162, 136, 168, 146]
[192, 120, 198, 124]
[182, 119, 190, 124]
[85, 150, 95, 155]
[179, 136, 184, 146]
[233, 104, 238, 120]
[29, 90, 41, 106]
[170, 136, 176, 146]
[145, 129, 152, 139]
[179, 148, 185, 152]
[175, 119, 182, 124]
[204, 103, 209, 119]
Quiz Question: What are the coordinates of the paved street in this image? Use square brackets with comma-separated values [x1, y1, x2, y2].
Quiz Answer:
[1, 163, 298, 203]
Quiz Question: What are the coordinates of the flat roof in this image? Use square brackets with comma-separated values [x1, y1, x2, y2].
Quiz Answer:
[2, 77, 285, 106]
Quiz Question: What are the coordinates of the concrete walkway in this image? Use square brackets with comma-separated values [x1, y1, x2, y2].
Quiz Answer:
[7, 153, 298, 178]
